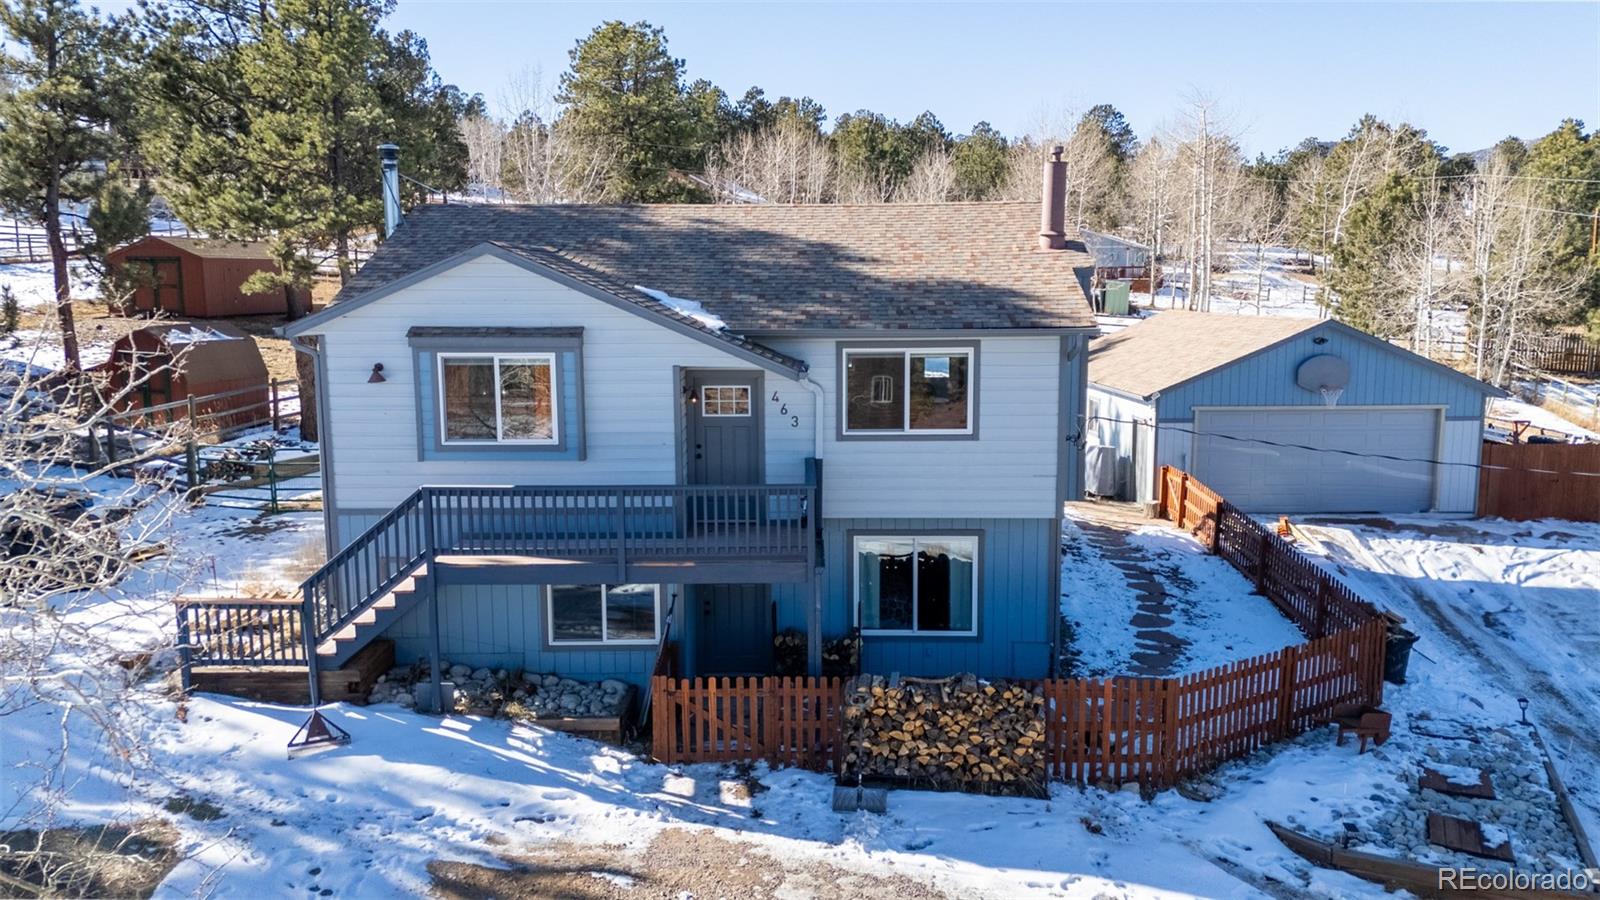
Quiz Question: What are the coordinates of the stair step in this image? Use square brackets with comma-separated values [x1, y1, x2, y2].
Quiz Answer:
[313, 567, 430, 660]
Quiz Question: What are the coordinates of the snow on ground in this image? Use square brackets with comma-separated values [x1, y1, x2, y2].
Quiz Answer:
[1291, 515, 1600, 847]
[8, 475, 1594, 896]
[1488, 396, 1600, 441]
[1061, 507, 1304, 676]
[0, 260, 100, 310]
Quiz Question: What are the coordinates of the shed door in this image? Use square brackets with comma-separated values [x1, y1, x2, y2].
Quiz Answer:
[129, 257, 184, 314]
[1191, 407, 1438, 513]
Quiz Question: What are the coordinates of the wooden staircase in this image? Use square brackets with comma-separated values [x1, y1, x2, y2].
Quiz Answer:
[315, 563, 430, 668]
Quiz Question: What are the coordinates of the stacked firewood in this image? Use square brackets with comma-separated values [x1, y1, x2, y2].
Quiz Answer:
[772, 631, 862, 677]
[840, 674, 1047, 797]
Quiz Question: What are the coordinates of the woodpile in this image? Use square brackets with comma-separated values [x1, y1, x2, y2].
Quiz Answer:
[772, 631, 861, 677]
[840, 674, 1047, 798]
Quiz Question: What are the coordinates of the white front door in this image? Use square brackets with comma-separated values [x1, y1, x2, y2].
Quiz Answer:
[1191, 407, 1439, 513]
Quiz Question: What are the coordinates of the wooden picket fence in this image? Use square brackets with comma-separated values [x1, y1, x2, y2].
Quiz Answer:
[650, 675, 846, 771]
[649, 467, 1388, 792]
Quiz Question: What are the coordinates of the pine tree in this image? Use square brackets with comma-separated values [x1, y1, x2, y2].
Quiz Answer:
[1, 284, 18, 334]
[1523, 120, 1600, 309]
[951, 123, 1009, 200]
[0, 0, 140, 372]
[555, 21, 702, 202]
[1327, 172, 1421, 338]
[139, 0, 470, 294]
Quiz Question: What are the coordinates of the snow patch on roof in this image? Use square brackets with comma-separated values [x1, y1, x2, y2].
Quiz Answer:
[163, 326, 242, 345]
[633, 285, 727, 332]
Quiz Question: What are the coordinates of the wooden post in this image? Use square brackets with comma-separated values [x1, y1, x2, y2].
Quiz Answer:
[1176, 473, 1189, 529]
[103, 418, 117, 465]
[1255, 529, 1270, 594]
[270, 380, 282, 433]
[1160, 678, 1181, 788]
[1157, 466, 1169, 520]
[1275, 647, 1298, 740]
[175, 606, 193, 692]
[267, 445, 279, 513]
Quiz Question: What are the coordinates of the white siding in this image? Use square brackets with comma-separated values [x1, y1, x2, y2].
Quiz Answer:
[310, 255, 815, 510]
[764, 335, 1062, 519]
[1086, 387, 1156, 502]
[1436, 418, 1482, 513]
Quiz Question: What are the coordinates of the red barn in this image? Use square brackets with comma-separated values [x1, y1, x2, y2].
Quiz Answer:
[107, 237, 285, 318]
[97, 323, 271, 432]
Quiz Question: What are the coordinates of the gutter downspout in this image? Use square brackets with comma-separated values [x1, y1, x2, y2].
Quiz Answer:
[288, 333, 338, 560]
[800, 369, 826, 461]
[800, 369, 826, 677]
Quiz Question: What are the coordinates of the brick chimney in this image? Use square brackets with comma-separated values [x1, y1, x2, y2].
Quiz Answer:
[1038, 145, 1066, 250]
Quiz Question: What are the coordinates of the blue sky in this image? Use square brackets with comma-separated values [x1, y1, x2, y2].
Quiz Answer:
[383, 1, 1599, 156]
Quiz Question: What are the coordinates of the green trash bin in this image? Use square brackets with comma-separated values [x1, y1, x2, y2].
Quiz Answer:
[1101, 281, 1131, 315]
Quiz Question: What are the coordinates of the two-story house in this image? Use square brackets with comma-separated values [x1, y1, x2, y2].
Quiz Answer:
[280, 149, 1095, 706]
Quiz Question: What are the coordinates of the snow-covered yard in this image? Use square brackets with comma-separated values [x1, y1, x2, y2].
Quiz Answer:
[1061, 503, 1304, 677]
[7, 477, 1599, 897]
[1292, 515, 1600, 849]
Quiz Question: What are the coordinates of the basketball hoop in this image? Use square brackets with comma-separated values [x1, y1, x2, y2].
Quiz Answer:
[1297, 354, 1351, 408]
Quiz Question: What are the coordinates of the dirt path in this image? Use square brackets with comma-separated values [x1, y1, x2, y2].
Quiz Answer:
[430, 827, 956, 900]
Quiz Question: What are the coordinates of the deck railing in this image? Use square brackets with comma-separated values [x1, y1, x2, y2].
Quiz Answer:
[180, 481, 817, 689]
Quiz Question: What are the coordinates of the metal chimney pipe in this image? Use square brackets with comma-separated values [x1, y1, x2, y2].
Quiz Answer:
[1038, 145, 1067, 250]
[379, 143, 401, 239]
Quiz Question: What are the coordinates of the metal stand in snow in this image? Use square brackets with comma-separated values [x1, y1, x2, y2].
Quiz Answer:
[287, 709, 350, 758]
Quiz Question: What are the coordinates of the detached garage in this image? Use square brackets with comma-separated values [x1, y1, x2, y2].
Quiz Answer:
[1086, 312, 1504, 514]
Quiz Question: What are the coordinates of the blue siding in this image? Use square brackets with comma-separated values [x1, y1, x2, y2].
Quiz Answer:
[386, 583, 657, 687]
[821, 517, 1055, 679]
[1155, 322, 1490, 421]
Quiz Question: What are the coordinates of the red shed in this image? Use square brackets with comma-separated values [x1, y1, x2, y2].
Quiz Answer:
[107, 237, 285, 318]
[98, 323, 271, 432]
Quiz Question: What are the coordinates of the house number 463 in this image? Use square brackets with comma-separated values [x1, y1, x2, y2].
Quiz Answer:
[772, 391, 799, 427]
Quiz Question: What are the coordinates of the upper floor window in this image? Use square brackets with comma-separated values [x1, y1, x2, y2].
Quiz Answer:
[842, 347, 973, 435]
[438, 353, 558, 445]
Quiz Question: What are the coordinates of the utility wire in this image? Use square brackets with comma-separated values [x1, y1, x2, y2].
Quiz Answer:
[1086, 415, 1600, 478]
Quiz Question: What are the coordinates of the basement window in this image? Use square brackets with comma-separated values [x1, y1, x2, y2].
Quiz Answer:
[854, 535, 978, 636]
[548, 584, 660, 645]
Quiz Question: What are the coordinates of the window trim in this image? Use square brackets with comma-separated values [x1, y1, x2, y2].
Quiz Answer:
[436, 351, 560, 447]
[545, 583, 662, 647]
[836, 341, 979, 441]
[851, 533, 980, 638]
[699, 384, 753, 417]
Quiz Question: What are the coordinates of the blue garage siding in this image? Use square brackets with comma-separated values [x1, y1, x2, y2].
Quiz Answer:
[386, 582, 658, 687]
[818, 517, 1055, 679]
[1154, 322, 1489, 421]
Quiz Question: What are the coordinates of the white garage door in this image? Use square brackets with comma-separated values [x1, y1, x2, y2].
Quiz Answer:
[1192, 407, 1439, 513]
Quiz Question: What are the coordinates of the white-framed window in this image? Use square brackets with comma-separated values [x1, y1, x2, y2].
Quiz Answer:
[853, 535, 978, 636]
[700, 384, 751, 416]
[547, 583, 661, 645]
[437, 352, 558, 445]
[842, 348, 973, 434]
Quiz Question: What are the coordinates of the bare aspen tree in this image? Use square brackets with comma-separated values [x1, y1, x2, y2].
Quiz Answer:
[459, 113, 507, 199]
[705, 120, 834, 204]
[1, 325, 207, 891]
[894, 148, 956, 203]
[499, 67, 615, 204]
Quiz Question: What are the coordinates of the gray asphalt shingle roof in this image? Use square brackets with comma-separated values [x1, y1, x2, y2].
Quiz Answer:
[335, 202, 1098, 332]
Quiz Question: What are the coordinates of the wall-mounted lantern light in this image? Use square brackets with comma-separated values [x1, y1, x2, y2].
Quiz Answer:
[368, 363, 387, 384]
